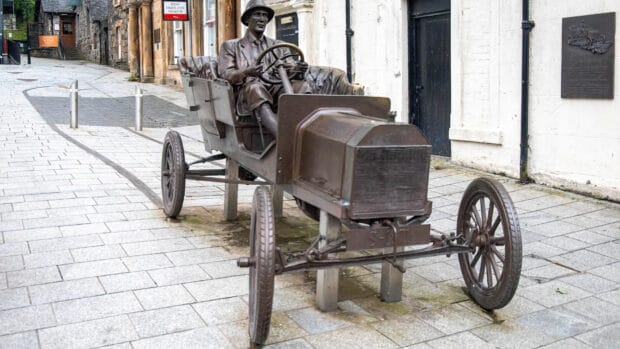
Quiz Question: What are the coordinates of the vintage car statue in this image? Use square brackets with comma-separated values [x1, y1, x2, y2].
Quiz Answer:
[160, 43, 522, 346]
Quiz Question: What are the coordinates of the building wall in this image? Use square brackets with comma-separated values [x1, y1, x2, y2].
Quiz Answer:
[259, 0, 619, 199]
[450, 0, 522, 179]
[152, 0, 166, 84]
[76, 3, 100, 62]
[263, 0, 406, 119]
[151, 0, 204, 87]
[110, 0, 129, 70]
[528, 1, 619, 199]
[452, 0, 619, 200]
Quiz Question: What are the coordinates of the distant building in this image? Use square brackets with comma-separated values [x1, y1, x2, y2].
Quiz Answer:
[31, 0, 80, 59]
[2, 0, 15, 31]
[76, 0, 111, 64]
[37, 0, 80, 46]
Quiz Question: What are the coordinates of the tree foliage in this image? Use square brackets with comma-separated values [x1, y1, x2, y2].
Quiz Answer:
[15, 0, 36, 23]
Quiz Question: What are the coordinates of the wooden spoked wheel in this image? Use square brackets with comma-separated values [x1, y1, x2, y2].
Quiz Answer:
[248, 186, 276, 345]
[457, 178, 522, 310]
[161, 131, 186, 218]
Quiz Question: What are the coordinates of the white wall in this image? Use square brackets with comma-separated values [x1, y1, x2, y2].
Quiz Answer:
[450, 0, 523, 178]
[452, 0, 619, 200]
[528, 1, 620, 200]
[262, 0, 620, 199]
[266, 0, 407, 121]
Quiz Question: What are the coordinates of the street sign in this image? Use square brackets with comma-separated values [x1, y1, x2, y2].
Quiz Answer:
[163, 0, 189, 21]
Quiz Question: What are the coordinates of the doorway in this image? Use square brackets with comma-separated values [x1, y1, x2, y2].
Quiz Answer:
[101, 26, 109, 65]
[60, 16, 76, 47]
[408, 0, 451, 157]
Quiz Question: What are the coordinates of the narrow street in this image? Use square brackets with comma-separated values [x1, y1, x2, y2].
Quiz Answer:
[0, 58, 618, 348]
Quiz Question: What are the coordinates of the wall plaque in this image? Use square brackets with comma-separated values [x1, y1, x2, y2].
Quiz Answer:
[561, 12, 615, 99]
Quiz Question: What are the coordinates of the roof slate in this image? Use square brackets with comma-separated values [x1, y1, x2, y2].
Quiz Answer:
[89, 0, 109, 20]
[41, 0, 81, 13]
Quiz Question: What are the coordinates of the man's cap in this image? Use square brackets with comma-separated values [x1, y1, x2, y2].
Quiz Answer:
[241, 0, 275, 26]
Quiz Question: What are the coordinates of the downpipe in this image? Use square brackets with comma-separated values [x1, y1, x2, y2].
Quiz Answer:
[345, 0, 354, 83]
[520, 0, 535, 183]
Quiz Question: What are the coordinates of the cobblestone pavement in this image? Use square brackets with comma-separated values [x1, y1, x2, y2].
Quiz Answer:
[0, 58, 618, 348]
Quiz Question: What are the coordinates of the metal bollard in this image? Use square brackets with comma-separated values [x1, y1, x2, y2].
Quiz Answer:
[135, 86, 143, 131]
[70, 80, 78, 128]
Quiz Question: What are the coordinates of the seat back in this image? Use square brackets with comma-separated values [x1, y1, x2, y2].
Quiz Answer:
[179, 56, 218, 79]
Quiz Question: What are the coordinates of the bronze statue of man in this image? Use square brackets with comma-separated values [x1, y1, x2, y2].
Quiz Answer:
[218, 0, 310, 136]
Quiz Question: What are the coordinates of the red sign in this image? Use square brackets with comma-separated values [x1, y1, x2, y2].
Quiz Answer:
[163, 0, 189, 21]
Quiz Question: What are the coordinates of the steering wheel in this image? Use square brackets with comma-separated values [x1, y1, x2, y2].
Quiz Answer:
[256, 43, 305, 85]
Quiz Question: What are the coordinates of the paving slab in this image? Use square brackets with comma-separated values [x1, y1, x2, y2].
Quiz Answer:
[130, 327, 234, 349]
[38, 315, 138, 349]
[575, 322, 620, 349]
[128, 305, 205, 338]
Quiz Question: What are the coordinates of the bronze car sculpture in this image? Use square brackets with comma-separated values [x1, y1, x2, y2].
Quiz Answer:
[160, 44, 522, 346]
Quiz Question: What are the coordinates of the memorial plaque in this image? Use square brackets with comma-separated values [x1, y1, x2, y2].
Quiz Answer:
[561, 12, 615, 99]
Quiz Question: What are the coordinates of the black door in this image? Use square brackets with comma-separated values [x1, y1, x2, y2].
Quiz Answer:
[409, 0, 451, 157]
[102, 27, 109, 65]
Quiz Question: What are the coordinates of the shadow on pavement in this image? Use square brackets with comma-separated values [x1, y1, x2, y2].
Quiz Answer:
[25, 95, 198, 128]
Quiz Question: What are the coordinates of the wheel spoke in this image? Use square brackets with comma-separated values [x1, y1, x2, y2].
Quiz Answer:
[486, 201, 495, 231]
[470, 248, 483, 268]
[489, 253, 501, 281]
[480, 198, 487, 230]
[486, 254, 493, 288]
[167, 179, 173, 199]
[478, 256, 486, 284]
[263, 59, 279, 73]
[489, 216, 501, 236]
[471, 201, 483, 229]
[491, 245, 505, 263]
[280, 53, 300, 61]
[491, 236, 505, 246]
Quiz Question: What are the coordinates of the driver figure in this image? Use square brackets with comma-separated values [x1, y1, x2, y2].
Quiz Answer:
[218, 0, 310, 136]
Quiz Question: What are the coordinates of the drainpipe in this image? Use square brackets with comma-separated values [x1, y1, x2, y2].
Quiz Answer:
[520, 0, 534, 183]
[345, 0, 354, 82]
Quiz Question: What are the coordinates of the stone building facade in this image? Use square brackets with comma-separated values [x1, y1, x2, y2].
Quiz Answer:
[108, 0, 129, 70]
[75, 0, 110, 64]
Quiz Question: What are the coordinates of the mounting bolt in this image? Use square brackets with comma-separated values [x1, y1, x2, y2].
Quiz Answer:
[237, 257, 255, 268]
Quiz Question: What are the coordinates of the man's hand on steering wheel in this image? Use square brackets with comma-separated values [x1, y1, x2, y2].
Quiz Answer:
[243, 65, 263, 79]
[285, 61, 308, 79]
[256, 43, 305, 85]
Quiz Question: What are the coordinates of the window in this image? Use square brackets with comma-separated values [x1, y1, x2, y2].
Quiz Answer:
[63, 23, 73, 34]
[117, 27, 122, 59]
[173, 21, 184, 64]
[203, 0, 216, 57]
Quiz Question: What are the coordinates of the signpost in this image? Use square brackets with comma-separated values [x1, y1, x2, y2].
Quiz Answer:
[163, 0, 189, 21]
[162, 0, 192, 56]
